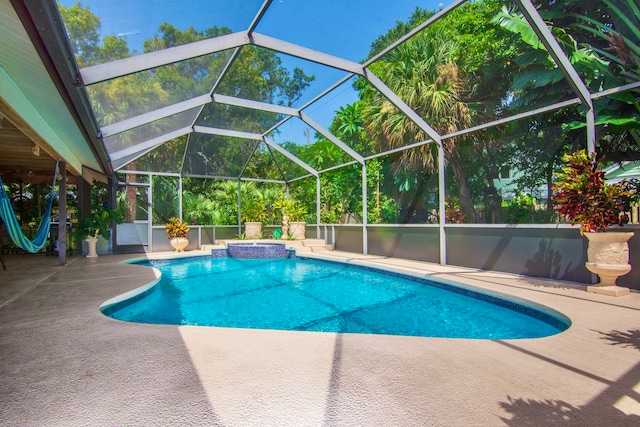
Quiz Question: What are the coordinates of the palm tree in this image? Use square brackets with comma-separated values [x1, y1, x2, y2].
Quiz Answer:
[212, 180, 241, 225]
[183, 192, 215, 225]
[361, 29, 476, 220]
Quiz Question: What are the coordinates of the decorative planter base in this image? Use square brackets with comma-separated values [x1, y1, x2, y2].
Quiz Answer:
[584, 232, 633, 297]
[244, 222, 262, 239]
[289, 222, 306, 240]
[586, 284, 630, 297]
[170, 237, 189, 252]
[85, 236, 98, 258]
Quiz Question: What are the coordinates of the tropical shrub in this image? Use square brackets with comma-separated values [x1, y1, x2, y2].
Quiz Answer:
[165, 217, 190, 238]
[445, 196, 465, 224]
[552, 150, 635, 233]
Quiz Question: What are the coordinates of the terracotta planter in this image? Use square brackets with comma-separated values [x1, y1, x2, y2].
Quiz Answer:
[584, 231, 633, 296]
[170, 237, 189, 252]
[244, 222, 262, 239]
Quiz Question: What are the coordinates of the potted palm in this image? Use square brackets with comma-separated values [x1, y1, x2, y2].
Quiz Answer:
[552, 149, 637, 296]
[165, 217, 190, 252]
[73, 205, 122, 258]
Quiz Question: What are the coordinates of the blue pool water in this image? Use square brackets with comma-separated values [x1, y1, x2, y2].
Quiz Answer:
[102, 256, 570, 339]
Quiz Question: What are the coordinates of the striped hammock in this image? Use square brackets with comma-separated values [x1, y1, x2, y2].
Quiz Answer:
[0, 162, 58, 253]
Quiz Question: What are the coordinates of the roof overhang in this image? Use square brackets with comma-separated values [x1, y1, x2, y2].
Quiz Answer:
[0, 0, 110, 182]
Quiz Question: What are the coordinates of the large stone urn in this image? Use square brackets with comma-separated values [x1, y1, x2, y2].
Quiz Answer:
[584, 231, 633, 296]
[169, 237, 189, 252]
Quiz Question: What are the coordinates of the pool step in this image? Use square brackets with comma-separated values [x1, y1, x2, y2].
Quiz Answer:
[203, 239, 333, 254]
[291, 239, 333, 253]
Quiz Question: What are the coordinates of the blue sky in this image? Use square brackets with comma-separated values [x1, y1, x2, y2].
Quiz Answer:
[58, 0, 445, 144]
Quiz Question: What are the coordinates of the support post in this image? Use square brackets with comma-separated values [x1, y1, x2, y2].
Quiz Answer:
[57, 161, 66, 266]
[316, 176, 321, 238]
[178, 175, 183, 220]
[362, 162, 368, 255]
[237, 180, 242, 236]
[148, 175, 153, 252]
[109, 175, 117, 254]
[586, 108, 596, 154]
[438, 143, 446, 265]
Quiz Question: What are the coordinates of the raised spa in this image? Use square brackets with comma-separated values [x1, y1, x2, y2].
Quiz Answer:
[222, 242, 290, 259]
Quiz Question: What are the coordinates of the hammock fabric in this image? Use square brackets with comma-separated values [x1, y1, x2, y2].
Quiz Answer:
[0, 162, 58, 253]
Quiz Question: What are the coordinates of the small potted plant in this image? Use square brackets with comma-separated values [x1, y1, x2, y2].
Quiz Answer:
[165, 217, 190, 252]
[552, 149, 637, 295]
[73, 205, 122, 258]
[241, 199, 267, 239]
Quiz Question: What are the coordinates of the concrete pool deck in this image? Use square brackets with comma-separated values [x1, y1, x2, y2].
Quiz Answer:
[1, 249, 639, 426]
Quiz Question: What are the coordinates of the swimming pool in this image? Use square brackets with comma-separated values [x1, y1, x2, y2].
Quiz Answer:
[102, 256, 570, 339]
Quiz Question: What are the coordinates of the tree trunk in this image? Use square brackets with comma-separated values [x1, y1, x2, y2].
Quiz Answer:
[447, 151, 476, 222]
[400, 173, 429, 224]
[125, 163, 137, 222]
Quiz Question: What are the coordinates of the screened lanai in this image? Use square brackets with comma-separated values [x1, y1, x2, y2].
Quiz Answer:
[2, 0, 640, 288]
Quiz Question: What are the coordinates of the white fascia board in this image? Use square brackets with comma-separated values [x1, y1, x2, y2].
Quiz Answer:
[251, 33, 365, 75]
[364, 69, 443, 145]
[80, 32, 249, 85]
[101, 94, 212, 138]
[0, 67, 85, 173]
[263, 136, 318, 177]
[109, 127, 192, 161]
[193, 126, 263, 140]
[213, 94, 298, 116]
[299, 111, 364, 164]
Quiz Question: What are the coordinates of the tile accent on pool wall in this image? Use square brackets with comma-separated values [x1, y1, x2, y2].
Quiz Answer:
[211, 245, 294, 259]
[211, 248, 227, 258]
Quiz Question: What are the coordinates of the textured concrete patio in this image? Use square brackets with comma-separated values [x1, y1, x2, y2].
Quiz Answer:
[1, 249, 639, 426]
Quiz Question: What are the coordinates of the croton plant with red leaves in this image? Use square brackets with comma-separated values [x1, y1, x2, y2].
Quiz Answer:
[552, 150, 636, 234]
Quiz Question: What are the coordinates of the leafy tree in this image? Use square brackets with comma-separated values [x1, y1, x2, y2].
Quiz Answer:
[151, 175, 179, 225]
[58, 2, 101, 67]
[494, 1, 640, 160]
[355, 1, 527, 223]
[60, 2, 314, 224]
[359, 26, 475, 221]
[503, 108, 581, 212]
